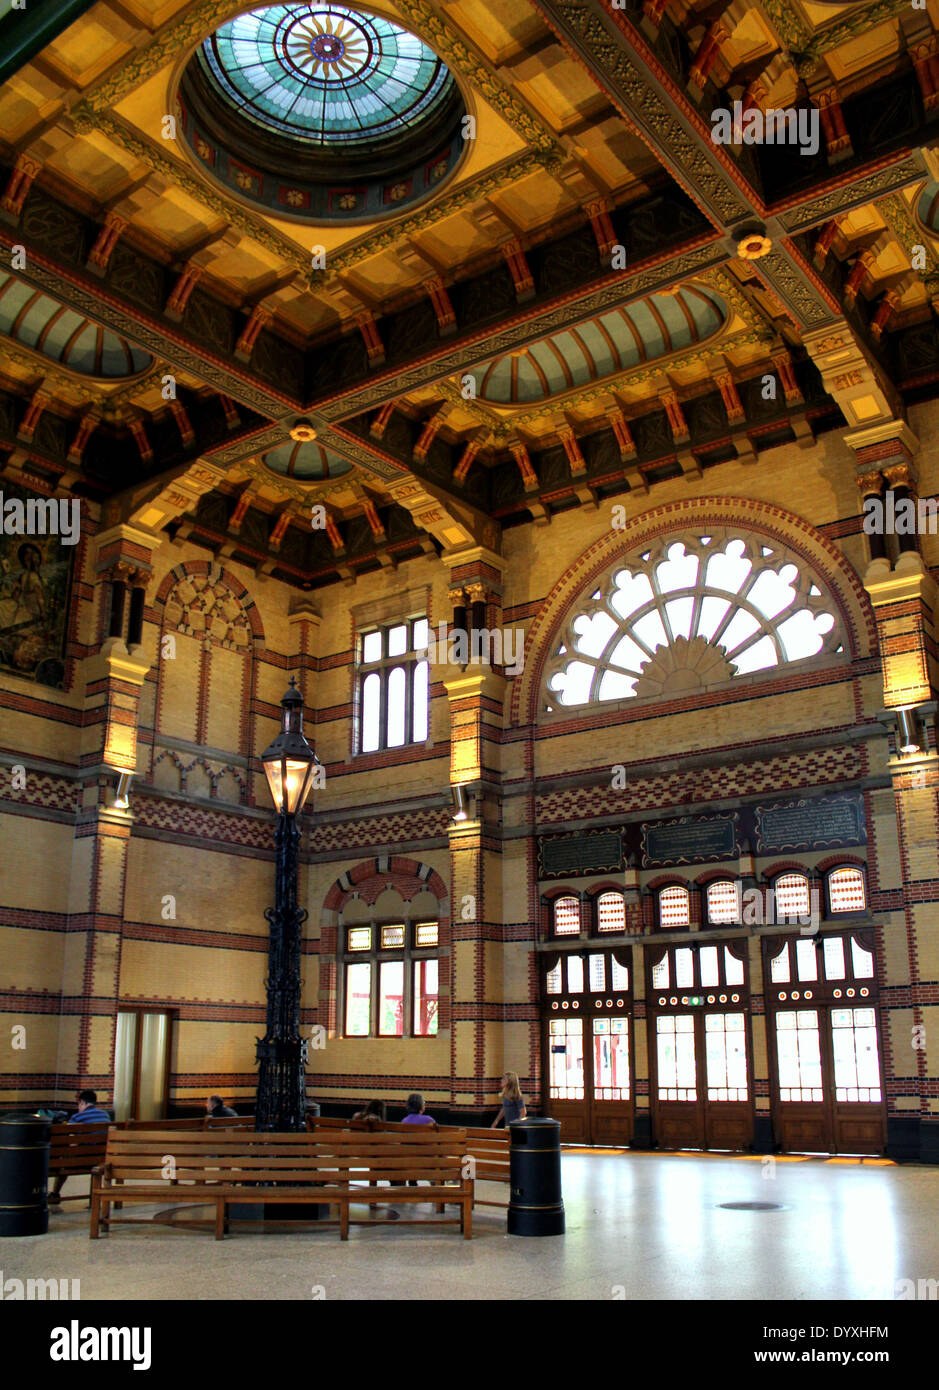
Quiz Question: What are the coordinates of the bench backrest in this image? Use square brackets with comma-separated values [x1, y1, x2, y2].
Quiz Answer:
[49, 1122, 110, 1173]
[306, 1117, 508, 1179]
[101, 1128, 469, 1186]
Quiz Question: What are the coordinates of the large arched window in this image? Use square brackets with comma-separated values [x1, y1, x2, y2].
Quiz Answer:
[545, 532, 841, 709]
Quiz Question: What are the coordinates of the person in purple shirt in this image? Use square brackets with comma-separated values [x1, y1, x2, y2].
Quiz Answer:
[48, 1091, 110, 1204]
[400, 1093, 435, 1125]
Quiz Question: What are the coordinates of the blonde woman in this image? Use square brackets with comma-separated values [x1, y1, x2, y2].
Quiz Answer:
[491, 1071, 527, 1128]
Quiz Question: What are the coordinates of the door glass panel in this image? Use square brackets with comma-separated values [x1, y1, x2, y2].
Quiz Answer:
[545, 960, 562, 995]
[137, 1013, 168, 1121]
[611, 955, 629, 991]
[705, 1012, 749, 1102]
[775, 1009, 823, 1101]
[549, 1017, 584, 1099]
[593, 1017, 630, 1100]
[699, 946, 719, 987]
[769, 942, 790, 982]
[651, 954, 669, 989]
[724, 947, 745, 986]
[795, 938, 818, 981]
[567, 955, 584, 993]
[823, 936, 846, 980]
[113, 1012, 137, 1123]
[832, 1007, 882, 1102]
[675, 948, 694, 988]
[656, 1015, 697, 1101]
[851, 937, 875, 979]
[588, 954, 606, 992]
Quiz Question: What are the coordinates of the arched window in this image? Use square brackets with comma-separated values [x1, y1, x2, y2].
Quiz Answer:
[658, 885, 690, 929]
[773, 872, 811, 921]
[553, 895, 580, 936]
[827, 866, 866, 915]
[706, 879, 740, 925]
[596, 891, 626, 933]
[544, 532, 840, 709]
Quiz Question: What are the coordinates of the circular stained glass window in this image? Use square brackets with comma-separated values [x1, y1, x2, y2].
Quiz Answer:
[200, 3, 456, 146]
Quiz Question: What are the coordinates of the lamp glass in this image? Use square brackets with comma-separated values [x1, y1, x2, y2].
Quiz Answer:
[896, 708, 921, 755]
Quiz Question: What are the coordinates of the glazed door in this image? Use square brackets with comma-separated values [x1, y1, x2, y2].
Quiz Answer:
[544, 947, 634, 1145]
[764, 933, 886, 1155]
[648, 941, 754, 1151]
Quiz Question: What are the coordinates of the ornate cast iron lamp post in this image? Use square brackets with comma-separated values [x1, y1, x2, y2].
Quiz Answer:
[255, 679, 320, 1132]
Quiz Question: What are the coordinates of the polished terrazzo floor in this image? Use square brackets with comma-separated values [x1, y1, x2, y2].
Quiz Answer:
[3, 1150, 938, 1301]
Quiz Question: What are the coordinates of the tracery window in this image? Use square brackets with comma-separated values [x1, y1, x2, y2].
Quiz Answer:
[356, 617, 429, 753]
[342, 921, 438, 1037]
[545, 532, 840, 709]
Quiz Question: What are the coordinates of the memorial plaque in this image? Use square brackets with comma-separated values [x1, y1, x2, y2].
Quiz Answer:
[642, 814, 738, 867]
[755, 794, 865, 852]
[539, 830, 623, 878]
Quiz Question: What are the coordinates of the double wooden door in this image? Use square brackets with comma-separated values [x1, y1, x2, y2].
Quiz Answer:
[763, 932, 886, 1155]
[647, 940, 754, 1151]
[543, 946, 634, 1145]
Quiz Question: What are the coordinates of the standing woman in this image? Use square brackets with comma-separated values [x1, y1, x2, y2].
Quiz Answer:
[491, 1071, 527, 1127]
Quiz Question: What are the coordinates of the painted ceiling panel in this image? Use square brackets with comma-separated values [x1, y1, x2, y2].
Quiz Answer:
[474, 285, 727, 404]
[0, 271, 151, 378]
[264, 439, 354, 479]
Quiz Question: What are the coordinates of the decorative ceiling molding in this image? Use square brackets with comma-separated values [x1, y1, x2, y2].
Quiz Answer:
[774, 153, 927, 233]
[761, 0, 914, 77]
[877, 188, 939, 292]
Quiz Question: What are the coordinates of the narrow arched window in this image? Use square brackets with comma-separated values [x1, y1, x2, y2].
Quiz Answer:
[706, 879, 740, 925]
[554, 895, 580, 936]
[828, 866, 866, 914]
[659, 885, 690, 929]
[597, 891, 626, 933]
[774, 873, 811, 921]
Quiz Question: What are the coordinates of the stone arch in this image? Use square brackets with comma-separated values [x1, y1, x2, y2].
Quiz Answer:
[510, 497, 878, 728]
[155, 560, 263, 649]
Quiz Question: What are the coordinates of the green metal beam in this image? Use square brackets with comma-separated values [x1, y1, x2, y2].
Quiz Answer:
[0, 0, 101, 87]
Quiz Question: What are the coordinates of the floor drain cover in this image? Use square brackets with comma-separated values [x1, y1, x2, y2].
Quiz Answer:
[718, 1201, 787, 1211]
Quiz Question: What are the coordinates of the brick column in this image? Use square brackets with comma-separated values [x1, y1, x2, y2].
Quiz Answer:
[63, 525, 155, 1105]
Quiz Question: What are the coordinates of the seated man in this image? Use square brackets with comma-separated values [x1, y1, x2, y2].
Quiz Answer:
[401, 1094, 435, 1190]
[205, 1094, 238, 1119]
[48, 1090, 110, 1204]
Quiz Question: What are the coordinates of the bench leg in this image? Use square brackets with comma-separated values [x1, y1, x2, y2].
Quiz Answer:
[463, 1194, 472, 1239]
[89, 1183, 101, 1240]
[215, 1199, 225, 1241]
[340, 1200, 349, 1241]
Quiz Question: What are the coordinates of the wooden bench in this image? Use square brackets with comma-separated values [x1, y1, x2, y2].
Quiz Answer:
[307, 1116, 511, 1208]
[90, 1128, 472, 1240]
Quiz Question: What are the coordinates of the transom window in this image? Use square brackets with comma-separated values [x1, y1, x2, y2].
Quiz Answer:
[545, 949, 630, 997]
[658, 885, 691, 929]
[341, 921, 439, 1037]
[768, 931, 875, 986]
[356, 617, 429, 753]
[650, 943, 746, 993]
[544, 531, 840, 709]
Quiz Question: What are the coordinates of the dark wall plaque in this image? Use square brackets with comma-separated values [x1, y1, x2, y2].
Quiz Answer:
[755, 794, 866, 852]
[642, 813, 738, 867]
[539, 830, 623, 878]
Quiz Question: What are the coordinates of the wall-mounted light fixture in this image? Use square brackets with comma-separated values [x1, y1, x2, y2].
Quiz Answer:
[112, 771, 134, 810]
[880, 702, 936, 757]
[896, 707, 923, 755]
[451, 784, 469, 822]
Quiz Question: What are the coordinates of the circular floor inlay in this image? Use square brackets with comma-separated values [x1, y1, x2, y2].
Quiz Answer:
[718, 1200, 788, 1211]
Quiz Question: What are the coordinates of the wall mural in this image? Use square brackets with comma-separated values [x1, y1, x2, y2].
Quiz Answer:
[0, 483, 75, 688]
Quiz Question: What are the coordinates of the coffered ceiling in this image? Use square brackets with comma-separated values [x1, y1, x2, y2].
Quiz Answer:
[1, 0, 938, 589]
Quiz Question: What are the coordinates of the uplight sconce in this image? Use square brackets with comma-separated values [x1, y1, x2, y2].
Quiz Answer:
[896, 707, 923, 755]
[112, 771, 134, 810]
[451, 784, 476, 822]
[880, 701, 936, 757]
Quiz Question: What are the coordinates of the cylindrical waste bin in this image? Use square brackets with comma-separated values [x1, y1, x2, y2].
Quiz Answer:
[506, 1116, 565, 1237]
[0, 1114, 50, 1236]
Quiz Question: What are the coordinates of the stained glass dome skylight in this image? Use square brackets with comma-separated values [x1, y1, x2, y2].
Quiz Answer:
[199, 3, 456, 147]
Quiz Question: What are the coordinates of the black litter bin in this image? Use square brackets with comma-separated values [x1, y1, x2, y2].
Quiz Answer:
[506, 1116, 565, 1237]
[0, 1114, 50, 1236]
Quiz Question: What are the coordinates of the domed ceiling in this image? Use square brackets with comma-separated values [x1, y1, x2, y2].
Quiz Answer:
[916, 181, 939, 237]
[473, 285, 727, 405]
[0, 272, 152, 378]
[178, 2, 467, 221]
[263, 439, 354, 479]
